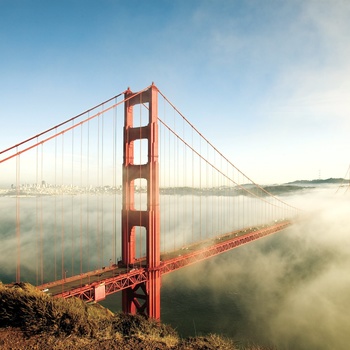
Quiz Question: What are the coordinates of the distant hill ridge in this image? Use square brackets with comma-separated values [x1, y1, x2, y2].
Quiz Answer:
[286, 178, 346, 185]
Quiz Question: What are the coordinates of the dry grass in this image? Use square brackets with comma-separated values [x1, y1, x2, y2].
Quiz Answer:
[179, 334, 236, 349]
[0, 282, 182, 349]
[0, 282, 114, 337]
[0, 282, 275, 350]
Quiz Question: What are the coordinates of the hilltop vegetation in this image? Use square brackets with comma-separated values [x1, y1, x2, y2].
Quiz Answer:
[0, 282, 274, 350]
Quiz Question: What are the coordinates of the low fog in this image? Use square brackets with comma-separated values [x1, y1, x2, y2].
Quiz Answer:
[0, 195, 123, 283]
[0, 188, 286, 284]
[1, 184, 350, 348]
[160, 185, 350, 349]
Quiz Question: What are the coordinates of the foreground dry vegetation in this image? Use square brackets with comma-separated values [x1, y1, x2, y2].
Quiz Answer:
[0, 282, 272, 349]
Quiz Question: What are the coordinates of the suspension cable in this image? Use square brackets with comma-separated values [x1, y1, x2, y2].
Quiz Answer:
[158, 89, 300, 212]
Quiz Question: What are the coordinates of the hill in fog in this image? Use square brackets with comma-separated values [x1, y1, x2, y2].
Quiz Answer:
[286, 178, 346, 185]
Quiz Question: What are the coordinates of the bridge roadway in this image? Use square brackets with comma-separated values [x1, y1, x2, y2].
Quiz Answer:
[36, 220, 292, 302]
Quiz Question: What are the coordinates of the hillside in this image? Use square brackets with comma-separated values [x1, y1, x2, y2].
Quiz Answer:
[286, 177, 346, 185]
[0, 282, 274, 350]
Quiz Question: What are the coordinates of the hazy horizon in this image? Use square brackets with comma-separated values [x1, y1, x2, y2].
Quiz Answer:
[1, 1, 350, 184]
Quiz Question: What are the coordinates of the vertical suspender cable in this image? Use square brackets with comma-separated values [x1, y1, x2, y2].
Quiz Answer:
[174, 107, 178, 250]
[206, 141, 209, 238]
[159, 98, 163, 253]
[35, 142, 39, 285]
[238, 172, 241, 229]
[199, 136, 202, 241]
[71, 121, 74, 277]
[167, 107, 171, 252]
[115, 99, 119, 263]
[112, 98, 117, 264]
[170, 115, 173, 251]
[15, 151, 21, 283]
[80, 124, 83, 276]
[137, 99, 141, 260]
[101, 107, 104, 266]
[40, 143, 44, 284]
[97, 114, 101, 268]
[140, 99, 143, 260]
[54, 130, 57, 281]
[191, 125, 194, 244]
[87, 115, 90, 271]
[228, 161, 230, 233]
[61, 133, 65, 284]
[217, 153, 220, 237]
[169, 107, 172, 250]
[182, 115, 185, 247]
[212, 147, 215, 236]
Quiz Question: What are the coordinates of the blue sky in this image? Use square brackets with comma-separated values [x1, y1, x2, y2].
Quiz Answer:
[1, 0, 350, 184]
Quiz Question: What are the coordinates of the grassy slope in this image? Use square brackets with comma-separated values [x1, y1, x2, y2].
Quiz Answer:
[0, 282, 242, 349]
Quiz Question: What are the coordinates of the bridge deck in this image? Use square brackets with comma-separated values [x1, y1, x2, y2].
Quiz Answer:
[36, 220, 292, 302]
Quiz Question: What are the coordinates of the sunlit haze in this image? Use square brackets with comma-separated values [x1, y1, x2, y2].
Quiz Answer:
[1, 0, 350, 184]
[1, 2, 350, 348]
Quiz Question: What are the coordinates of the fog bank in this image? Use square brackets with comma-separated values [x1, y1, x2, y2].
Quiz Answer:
[161, 186, 350, 349]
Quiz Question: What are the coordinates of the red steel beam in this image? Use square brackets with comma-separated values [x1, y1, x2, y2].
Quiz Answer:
[53, 269, 148, 302]
[43, 221, 292, 303]
[159, 220, 292, 275]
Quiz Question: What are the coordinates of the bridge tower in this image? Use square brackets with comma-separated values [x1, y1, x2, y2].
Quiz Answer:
[121, 84, 161, 320]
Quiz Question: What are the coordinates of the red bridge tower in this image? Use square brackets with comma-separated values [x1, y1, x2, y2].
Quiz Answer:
[121, 84, 161, 320]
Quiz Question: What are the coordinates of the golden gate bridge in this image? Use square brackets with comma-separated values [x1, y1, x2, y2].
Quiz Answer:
[0, 83, 300, 320]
